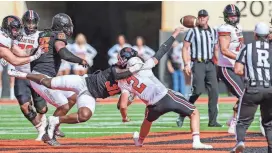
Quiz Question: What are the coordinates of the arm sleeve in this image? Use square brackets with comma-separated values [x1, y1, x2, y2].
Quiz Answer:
[184, 29, 194, 43]
[111, 66, 133, 80]
[55, 32, 68, 45]
[153, 36, 176, 61]
[58, 47, 83, 64]
[236, 45, 247, 64]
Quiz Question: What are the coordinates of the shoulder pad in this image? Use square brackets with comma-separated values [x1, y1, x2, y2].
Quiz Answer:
[217, 24, 232, 36]
[127, 57, 144, 68]
[217, 24, 232, 32]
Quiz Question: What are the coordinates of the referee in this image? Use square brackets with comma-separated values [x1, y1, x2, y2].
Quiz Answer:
[177, 9, 222, 127]
[231, 22, 272, 153]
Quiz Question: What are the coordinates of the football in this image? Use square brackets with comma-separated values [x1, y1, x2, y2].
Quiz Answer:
[180, 15, 198, 28]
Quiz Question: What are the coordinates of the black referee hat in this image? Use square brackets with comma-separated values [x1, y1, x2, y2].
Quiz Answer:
[198, 9, 209, 17]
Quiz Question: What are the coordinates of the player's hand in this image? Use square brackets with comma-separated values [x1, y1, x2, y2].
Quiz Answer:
[184, 64, 191, 76]
[172, 26, 185, 38]
[0, 59, 8, 66]
[80, 59, 89, 68]
[30, 46, 44, 62]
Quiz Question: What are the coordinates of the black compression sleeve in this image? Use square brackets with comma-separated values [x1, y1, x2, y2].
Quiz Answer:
[58, 47, 83, 64]
[111, 66, 133, 80]
[154, 36, 176, 60]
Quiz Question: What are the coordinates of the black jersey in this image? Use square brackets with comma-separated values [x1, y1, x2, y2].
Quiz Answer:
[31, 30, 67, 77]
[85, 67, 121, 99]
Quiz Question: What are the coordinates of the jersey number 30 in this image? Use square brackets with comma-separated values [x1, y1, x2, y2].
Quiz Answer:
[126, 76, 147, 94]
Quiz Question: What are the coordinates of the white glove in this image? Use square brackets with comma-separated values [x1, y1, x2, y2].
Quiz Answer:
[0, 59, 8, 66]
[30, 47, 44, 62]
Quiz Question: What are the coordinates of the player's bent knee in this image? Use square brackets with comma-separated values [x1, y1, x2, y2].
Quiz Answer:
[78, 107, 92, 122]
[16, 95, 31, 106]
[190, 109, 199, 117]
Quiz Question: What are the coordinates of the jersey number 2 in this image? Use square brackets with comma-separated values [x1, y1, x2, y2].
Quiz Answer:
[126, 76, 147, 94]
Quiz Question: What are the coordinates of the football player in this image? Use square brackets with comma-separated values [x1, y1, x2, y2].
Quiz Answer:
[0, 15, 43, 66]
[217, 4, 244, 134]
[8, 27, 184, 146]
[116, 30, 212, 149]
[11, 10, 54, 141]
[217, 4, 264, 135]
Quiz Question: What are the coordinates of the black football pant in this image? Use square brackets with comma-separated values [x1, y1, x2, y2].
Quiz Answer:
[218, 66, 244, 111]
[236, 86, 272, 153]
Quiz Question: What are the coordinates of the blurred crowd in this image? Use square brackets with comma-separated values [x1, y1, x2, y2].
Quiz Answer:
[0, 33, 165, 99]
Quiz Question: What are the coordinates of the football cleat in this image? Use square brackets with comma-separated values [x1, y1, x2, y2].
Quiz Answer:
[192, 142, 213, 149]
[133, 131, 143, 147]
[228, 118, 237, 134]
[55, 130, 65, 138]
[230, 141, 245, 153]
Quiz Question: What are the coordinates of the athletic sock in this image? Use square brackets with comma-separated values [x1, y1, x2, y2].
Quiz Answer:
[10, 87, 14, 100]
[139, 136, 145, 144]
[0, 87, 2, 98]
[192, 132, 200, 143]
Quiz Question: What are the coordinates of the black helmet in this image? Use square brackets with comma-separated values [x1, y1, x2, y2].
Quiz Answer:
[117, 47, 138, 68]
[51, 13, 73, 37]
[22, 10, 40, 35]
[2, 15, 23, 40]
[223, 4, 240, 26]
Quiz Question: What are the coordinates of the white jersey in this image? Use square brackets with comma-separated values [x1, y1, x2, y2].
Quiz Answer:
[118, 57, 168, 105]
[14, 30, 41, 73]
[0, 29, 13, 49]
[218, 24, 243, 67]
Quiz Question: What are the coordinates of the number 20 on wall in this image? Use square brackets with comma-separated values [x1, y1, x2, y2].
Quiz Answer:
[236, 1, 272, 17]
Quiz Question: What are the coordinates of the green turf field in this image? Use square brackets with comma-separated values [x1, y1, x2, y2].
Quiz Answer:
[0, 103, 262, 140]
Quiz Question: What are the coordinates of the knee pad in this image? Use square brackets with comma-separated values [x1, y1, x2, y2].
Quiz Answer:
[16, 95, 31, 105]
[36, 106, 48, 114]
[24, 105, 37, 121]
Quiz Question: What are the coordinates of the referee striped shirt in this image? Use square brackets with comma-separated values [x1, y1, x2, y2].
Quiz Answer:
[184, 26, 217, 61]
[236, 40, 272, 86]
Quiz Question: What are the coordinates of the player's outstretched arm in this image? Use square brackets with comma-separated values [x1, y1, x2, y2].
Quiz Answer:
[152, 27, 184, 65]
[0, 46, 41, 66]
[55, 40, 88, 66]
